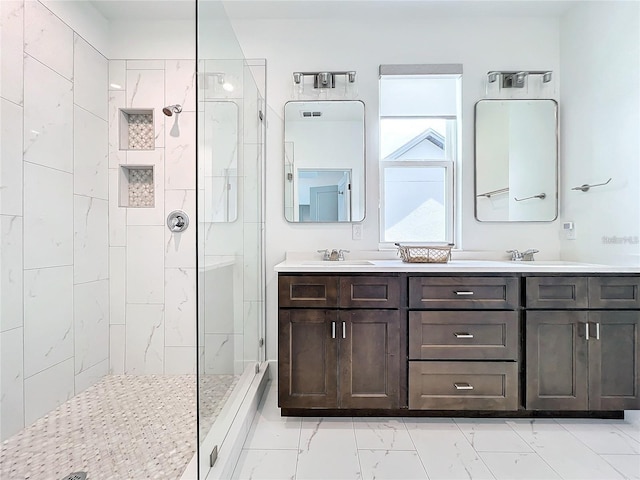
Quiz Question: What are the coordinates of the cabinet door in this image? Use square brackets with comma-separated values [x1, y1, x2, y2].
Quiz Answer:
[279, 309, 338, 408]
[588, 311, 640, 410]
[525, 311, 589, 410]
[338, 310, 401, 409]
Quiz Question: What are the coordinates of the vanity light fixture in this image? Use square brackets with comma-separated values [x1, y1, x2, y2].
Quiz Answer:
[292, 70, 357, 89]
[487, 70, 553, 88]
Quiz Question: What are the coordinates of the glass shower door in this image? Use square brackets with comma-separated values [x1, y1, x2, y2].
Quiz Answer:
[196, 2, 265, 478]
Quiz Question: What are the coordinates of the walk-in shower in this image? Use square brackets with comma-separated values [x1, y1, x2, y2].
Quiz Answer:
[0, 1, 265, 478]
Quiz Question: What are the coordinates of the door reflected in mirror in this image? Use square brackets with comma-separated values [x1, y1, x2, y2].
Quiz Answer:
[284, 100, 365, 223]
[474, 99, 558, 222]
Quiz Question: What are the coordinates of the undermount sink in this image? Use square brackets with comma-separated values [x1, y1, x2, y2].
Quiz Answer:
[301, 260, 375, 266]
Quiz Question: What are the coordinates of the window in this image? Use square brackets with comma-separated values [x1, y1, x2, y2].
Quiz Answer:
[379, 65, 461, 245]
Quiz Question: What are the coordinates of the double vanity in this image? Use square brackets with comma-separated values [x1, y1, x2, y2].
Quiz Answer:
[275, 255, 640, 418]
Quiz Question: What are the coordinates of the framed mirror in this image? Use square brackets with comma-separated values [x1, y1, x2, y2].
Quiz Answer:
[284, 100, 365, 222]
[474, 99, 558, 222]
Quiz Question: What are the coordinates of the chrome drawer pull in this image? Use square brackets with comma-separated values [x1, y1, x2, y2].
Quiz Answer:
[596, 322, 600, 340]
[331, 321, 336, 339]
[454, 333, 474, 339]
[454, 291, 474, 296]
[454, 383, 474, 390]
[342, 321, 346, 339]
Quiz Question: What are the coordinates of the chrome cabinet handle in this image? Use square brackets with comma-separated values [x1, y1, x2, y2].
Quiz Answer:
[331, 321, 336, 339]
[454, 333, 474, 339]
[454, 383, 474, 390]
[585, 322, 589, 340]
[596, 322, 600, 340]
[342, 321, 346, 339]
[455, 291, 474, 296]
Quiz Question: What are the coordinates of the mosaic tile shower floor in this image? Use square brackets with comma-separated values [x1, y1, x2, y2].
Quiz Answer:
[0, 374, 238, 480]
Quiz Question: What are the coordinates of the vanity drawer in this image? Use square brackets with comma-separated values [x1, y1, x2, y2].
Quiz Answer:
[339, 276, 401, 309]
[279, 275, 338, 308]
[409, 277, 519, 310]
[589, 277, 640, 309]
[409, 361, 518, 410]
[409, 311, 519, 360]
[525, 277, 588, 309]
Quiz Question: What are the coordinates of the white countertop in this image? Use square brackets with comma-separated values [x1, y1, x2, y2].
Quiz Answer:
[274, 252, 640, 274]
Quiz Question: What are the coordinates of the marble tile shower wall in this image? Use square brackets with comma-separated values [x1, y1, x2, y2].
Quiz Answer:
[107, 58, 198, 377]
[0, 0, 109, 440]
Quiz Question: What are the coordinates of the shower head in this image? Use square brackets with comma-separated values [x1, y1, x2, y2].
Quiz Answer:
[162, 104, 182, 116]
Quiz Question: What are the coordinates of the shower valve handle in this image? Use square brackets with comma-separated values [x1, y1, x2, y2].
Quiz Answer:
[167, 210, 189, 233]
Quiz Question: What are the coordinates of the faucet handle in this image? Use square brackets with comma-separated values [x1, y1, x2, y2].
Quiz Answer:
[338, 249, 350, 260]
[522, 249, 539, 261]
[317, 249, 330, 260]
[506, 249, 521, 261]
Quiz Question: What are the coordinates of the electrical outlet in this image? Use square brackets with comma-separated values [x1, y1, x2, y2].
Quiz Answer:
[563, 221, 576, 240]
[352, 224, 362, 240]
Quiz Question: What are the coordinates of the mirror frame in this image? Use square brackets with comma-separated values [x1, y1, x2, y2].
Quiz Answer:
[283, 100, 366, 223]
[474, 98, 559, 222]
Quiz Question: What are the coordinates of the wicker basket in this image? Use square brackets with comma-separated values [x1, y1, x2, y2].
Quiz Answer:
[395, 243, 453, 263]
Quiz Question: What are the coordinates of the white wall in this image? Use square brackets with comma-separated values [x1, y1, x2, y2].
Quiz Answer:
[559, 1, 640, 266]
[1, 0, 109, 440]
[108, 20, 195, 59]
[228, 14, 562, 360]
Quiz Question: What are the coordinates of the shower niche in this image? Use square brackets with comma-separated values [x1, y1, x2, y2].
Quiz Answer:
[118, 165, 155, 208]
[119, 108, 155, 150]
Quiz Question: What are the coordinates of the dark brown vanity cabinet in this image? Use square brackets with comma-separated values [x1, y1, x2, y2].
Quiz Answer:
[525, 276, 640, 411]
[278, 275, 403, 410]
[408, 276, 520, 411]
[278, 271, 640, 416]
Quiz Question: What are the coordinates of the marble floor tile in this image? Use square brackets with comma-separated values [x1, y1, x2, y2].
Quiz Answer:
[232, 449, 298, 480]
[354, 418, 415, 450]
[296, 418, 361, 480]
[405, 418, 494, 480]
[613, 421, 640, 444]
[507, 419, 626, 480]
[479, 452, 561, 480]
[601, 454, 640, 480]
[557, 419, 640, 455]
[229, 382, 639, 480]
[358, 449, 428, 480]
[455, 418, 535, 453]
[243, 386, 302, 450]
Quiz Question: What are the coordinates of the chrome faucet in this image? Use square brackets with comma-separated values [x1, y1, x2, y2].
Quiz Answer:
[507, 249, 539, 261]
[318, 249, 350, 261]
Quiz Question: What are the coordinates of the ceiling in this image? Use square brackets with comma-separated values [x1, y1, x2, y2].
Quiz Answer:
[89, 0, 577, 21]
